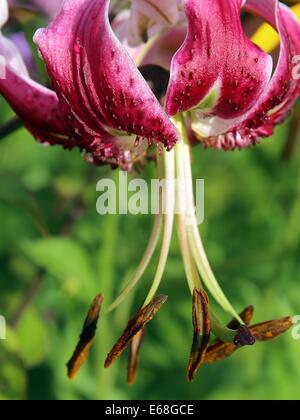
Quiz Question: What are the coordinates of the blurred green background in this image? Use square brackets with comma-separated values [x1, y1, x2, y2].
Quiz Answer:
[1, 94, 300, 400]
[1, 0, 300, 400]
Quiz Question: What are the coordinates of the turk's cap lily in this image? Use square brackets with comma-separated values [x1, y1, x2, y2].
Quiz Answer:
[0, 0, 300, 168]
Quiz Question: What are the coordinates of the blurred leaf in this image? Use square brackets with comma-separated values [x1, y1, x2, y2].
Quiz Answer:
[21, 237, 96, 296]
[15, 308, 48, 367]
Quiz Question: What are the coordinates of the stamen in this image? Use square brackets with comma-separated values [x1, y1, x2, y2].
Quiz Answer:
[143, 149, 175, 306]
[106, 213, 162, 313]
[105, 295, 168, 369]
[67, 294, 103, 379]
[106, 153, 165, 314]
[204, 341, 237, 364]
[127, 329, 145, 385]
[175, 139, 202, 294]
[205, 316, 293, 364]
[250, 317, 293, 341]
[173, 115, 242, 322]
[187, 289, 211, 382]
[227, 305, 254, 330]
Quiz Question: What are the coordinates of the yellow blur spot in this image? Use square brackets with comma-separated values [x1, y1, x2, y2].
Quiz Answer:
[251, 4, 300, 53]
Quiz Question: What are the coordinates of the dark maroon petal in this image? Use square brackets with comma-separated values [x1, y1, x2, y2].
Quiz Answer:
[0, 3, 72, 146]
[239, 0, 300, 132]
[0, 66, 71, 145]
[201, 0, 300, 151]
[165, 0, 272, 118]
[34, 0, 178, 151]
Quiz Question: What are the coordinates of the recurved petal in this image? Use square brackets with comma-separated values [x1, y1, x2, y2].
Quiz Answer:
[165, 0, 273, 118]
[238, 0, 300, 132]
[0, 66, 70, 144]
[34, 0, 178, 152]
[197, 0, 300, 150]
[0, 15, 69, 145]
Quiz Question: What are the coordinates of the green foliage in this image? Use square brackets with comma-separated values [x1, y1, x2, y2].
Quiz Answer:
[1, 94, 300, 400]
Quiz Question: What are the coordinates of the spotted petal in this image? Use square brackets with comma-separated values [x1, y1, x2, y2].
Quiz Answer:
[201, 0, 300, 150]
[239, 0, 300, 133]
[165, 0, 273, 119]
[34, 0, 178, 152]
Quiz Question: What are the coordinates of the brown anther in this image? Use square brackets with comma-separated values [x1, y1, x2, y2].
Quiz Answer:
[105, 295, 168, 369]
[204, 341, 237, 364]
[250, 317, 293, 341]
[187, 289, 211, 382]
[227, 305, 255, 329]
[67, 294, 104, 380]
[127, 329, 145, 385]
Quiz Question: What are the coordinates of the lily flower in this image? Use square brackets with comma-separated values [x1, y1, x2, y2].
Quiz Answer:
[1, 0, 299, 382]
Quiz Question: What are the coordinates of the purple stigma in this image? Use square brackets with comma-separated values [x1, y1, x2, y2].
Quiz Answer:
[234, 325, 256, 347]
